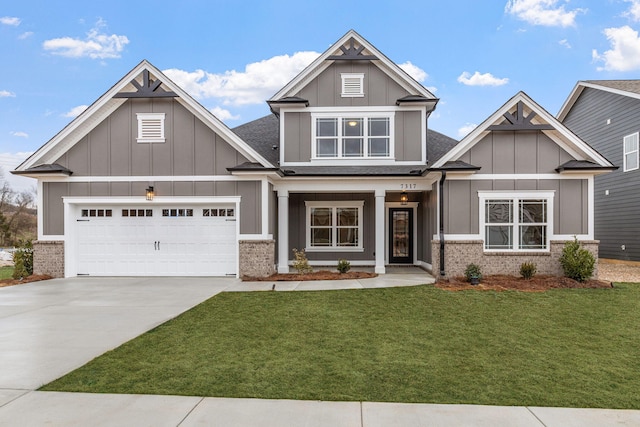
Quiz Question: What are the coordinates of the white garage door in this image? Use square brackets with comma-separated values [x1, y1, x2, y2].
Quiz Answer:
[75, 205, 237, 276]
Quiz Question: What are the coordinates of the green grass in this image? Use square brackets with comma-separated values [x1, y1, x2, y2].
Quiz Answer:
[41, 284, 640, 409]
[0, 265, 13, 280]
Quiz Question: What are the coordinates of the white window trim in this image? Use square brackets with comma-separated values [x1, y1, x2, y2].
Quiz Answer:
[623, 132, 639, 172]
[341, 73, 364, 97]
[136, 113, 166, 143]
[478, 191, 554, 253]
[305, 200, 364, 252]
[311, 112, 395, 160]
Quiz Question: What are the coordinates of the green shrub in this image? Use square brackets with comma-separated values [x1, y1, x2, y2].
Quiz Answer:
[12, 240, 33, 280]
[464, 263, 482, 282]
[292, 248, 313, 274]
[559, 238, 595, 282]
[337, 259, 351, 274]
[520, 262, 537, 280]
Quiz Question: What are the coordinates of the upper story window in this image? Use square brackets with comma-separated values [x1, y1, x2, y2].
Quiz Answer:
[341, 73, 364, 97]
[479, 192, 554, 252]
[313, 113, 392, 159]
[136, 113, 166, 143]
[623, 132, 639, 172]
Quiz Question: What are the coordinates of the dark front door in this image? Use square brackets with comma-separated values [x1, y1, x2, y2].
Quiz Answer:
[389, 208, 413, 264]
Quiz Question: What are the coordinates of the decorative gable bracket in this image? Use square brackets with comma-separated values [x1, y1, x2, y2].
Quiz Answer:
[488, 101, 554, 131]
[114, 69, 177, 98]
[327, 38, 378, 61]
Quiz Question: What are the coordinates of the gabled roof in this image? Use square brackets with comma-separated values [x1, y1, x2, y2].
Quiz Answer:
[268, 29, 437, 106]
[557, 80, 640, 121]
[14, 60, 275, 174]
[232, 114, 280, 166]
[432, 91, 614, 170]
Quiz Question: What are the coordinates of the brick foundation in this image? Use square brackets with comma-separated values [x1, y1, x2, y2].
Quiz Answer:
[33, 240, 65, 278]
[239, 240, 275, 278]
[431, 240, 599, 280]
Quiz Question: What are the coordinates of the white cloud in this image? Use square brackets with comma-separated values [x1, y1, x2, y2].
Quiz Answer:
[458, 123, 478, 138]
[43, 19, 129, 59]
[559, 39, 571, 48]
[624, 0, 640, 21]
[9, 131, 28, 138]
[0, 16, 20, 26]
[210, 106, 240, 121]
[18, 31, 33, 40]
[593, 26, 640, 71]
[505, 0, 583, 27]
[457, 71, 509, 86]
[398, 61, 428, 82]
[164, 51, 320, 106]
[0, 90, 16, 98]
[62, 105, 88, 118]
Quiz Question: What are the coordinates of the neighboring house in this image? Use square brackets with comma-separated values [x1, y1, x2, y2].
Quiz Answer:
[559, 81, 639, 262]
[13, 30, 615, 279]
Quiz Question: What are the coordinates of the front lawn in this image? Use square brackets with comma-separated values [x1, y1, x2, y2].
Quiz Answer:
[41, 284, 640, 409]
[0, 266, 12, 280]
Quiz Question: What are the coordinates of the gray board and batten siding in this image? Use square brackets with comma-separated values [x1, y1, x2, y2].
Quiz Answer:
[43, 98, 263, 236]
[562, 87, 640, 261]
[442, 130, 589, 236]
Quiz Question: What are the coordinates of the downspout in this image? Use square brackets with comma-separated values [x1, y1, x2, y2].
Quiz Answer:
[439, 171, 447, 277]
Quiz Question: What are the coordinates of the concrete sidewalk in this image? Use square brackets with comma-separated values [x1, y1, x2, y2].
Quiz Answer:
[1, 274, 639, 426]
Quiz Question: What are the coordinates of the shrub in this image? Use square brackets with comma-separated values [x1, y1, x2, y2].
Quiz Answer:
[559, 238, 595, 282]
[12, 240, 33, 280]
[464, 263, 482, 283]
[292, 248, 313, 274]
[520, 262, 537, 280]
[337, 259, 351, 274]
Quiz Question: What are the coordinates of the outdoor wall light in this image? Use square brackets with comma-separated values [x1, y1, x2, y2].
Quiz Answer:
[400, 191, 408, 205]
[146, 186, 154, 201]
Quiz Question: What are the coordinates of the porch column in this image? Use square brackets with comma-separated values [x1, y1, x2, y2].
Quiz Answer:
[277, 189, 290, 273]
[375, 189, 386, 274]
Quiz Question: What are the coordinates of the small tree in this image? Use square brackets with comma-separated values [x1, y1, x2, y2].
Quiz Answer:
[292, 248, 313, 274]
[464, 263, 482, 283]
[12, 240, 33, 279]
[559, 238, 595, 282]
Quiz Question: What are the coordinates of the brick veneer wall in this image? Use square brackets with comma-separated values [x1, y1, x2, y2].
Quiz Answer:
[239, 240, 275, 278]
[431, 240, 599, 280]
[33, 240, 65, 278]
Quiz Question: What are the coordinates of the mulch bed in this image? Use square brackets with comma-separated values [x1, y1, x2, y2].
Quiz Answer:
[436, 274, 614, 292]
[243, 270, 378, 281]
[0, 275, 53, 288]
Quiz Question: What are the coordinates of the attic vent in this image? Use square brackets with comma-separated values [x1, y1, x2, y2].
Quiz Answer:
[137, 113, 166, 143]
[341, 73, 364, 97]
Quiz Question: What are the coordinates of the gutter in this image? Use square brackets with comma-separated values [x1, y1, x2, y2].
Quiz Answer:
[439, 171, 447, 277]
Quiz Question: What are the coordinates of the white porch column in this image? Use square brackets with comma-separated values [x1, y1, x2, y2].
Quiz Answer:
[375, 189, 386, 274]
[277, 189, 290, 273]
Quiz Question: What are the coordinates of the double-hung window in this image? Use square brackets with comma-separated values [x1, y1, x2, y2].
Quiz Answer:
[313, 114, 392, 159]
[623, 132, 639, 172]
[305, 201, 364, 251]
[480, 192, 553, 251]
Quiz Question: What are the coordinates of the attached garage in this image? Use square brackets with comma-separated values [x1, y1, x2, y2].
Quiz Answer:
[65, 198, 239, 277]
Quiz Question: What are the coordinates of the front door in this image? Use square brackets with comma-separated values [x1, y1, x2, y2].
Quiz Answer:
[389, 208, 413, 264]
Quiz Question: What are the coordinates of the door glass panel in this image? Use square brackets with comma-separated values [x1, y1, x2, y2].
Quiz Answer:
[392, 211, 409, 257]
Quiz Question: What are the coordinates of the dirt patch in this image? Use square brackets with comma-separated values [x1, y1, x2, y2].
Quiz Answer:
[243, 270, 378, 281]
[436, 274, 614, 292]
[0, 275, 53, 288]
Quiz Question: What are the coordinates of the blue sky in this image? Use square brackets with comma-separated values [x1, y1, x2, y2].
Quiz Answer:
[2, 0, 640, 191]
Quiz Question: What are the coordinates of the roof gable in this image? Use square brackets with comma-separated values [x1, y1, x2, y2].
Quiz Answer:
[432, 91, 614, 169]
[269, 30, 437, 105]
[558, 80, 640, 121]
[16, 60, 275, 173]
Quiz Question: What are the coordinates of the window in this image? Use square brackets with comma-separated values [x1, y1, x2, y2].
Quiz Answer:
[313, 114, 391, 159]
[81, 209, 112, 218]
[305, 201, 364, 251]
[203, 208, 235, 217]
[122, 209, 153, 217]
[624, 132, 639, 172]
[136, 113, 166, 143]
[162, 208, 193, 217]
[480, 192, 552, 251]
[341, 73, 364, 97]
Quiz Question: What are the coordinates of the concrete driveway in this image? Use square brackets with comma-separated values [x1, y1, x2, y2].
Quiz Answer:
[0, 276, 236, 390]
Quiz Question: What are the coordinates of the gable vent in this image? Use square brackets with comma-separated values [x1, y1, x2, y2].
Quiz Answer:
[341, 73, 364, 97]
[137, 113, 166, 143]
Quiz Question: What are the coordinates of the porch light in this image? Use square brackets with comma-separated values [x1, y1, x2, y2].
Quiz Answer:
[146, 186, 154, 201]
[400, 191, 408, 205]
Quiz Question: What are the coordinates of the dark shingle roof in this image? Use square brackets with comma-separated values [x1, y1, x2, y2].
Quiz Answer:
[427, 129, 459, 164]
[584, 80, 640, 96]
[280, 166, 426, 176]
[11, 163, 72, 175]
[556, 160, 618, 173]
[232, 114, 280, 166]
[429, 160, 480, 172]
